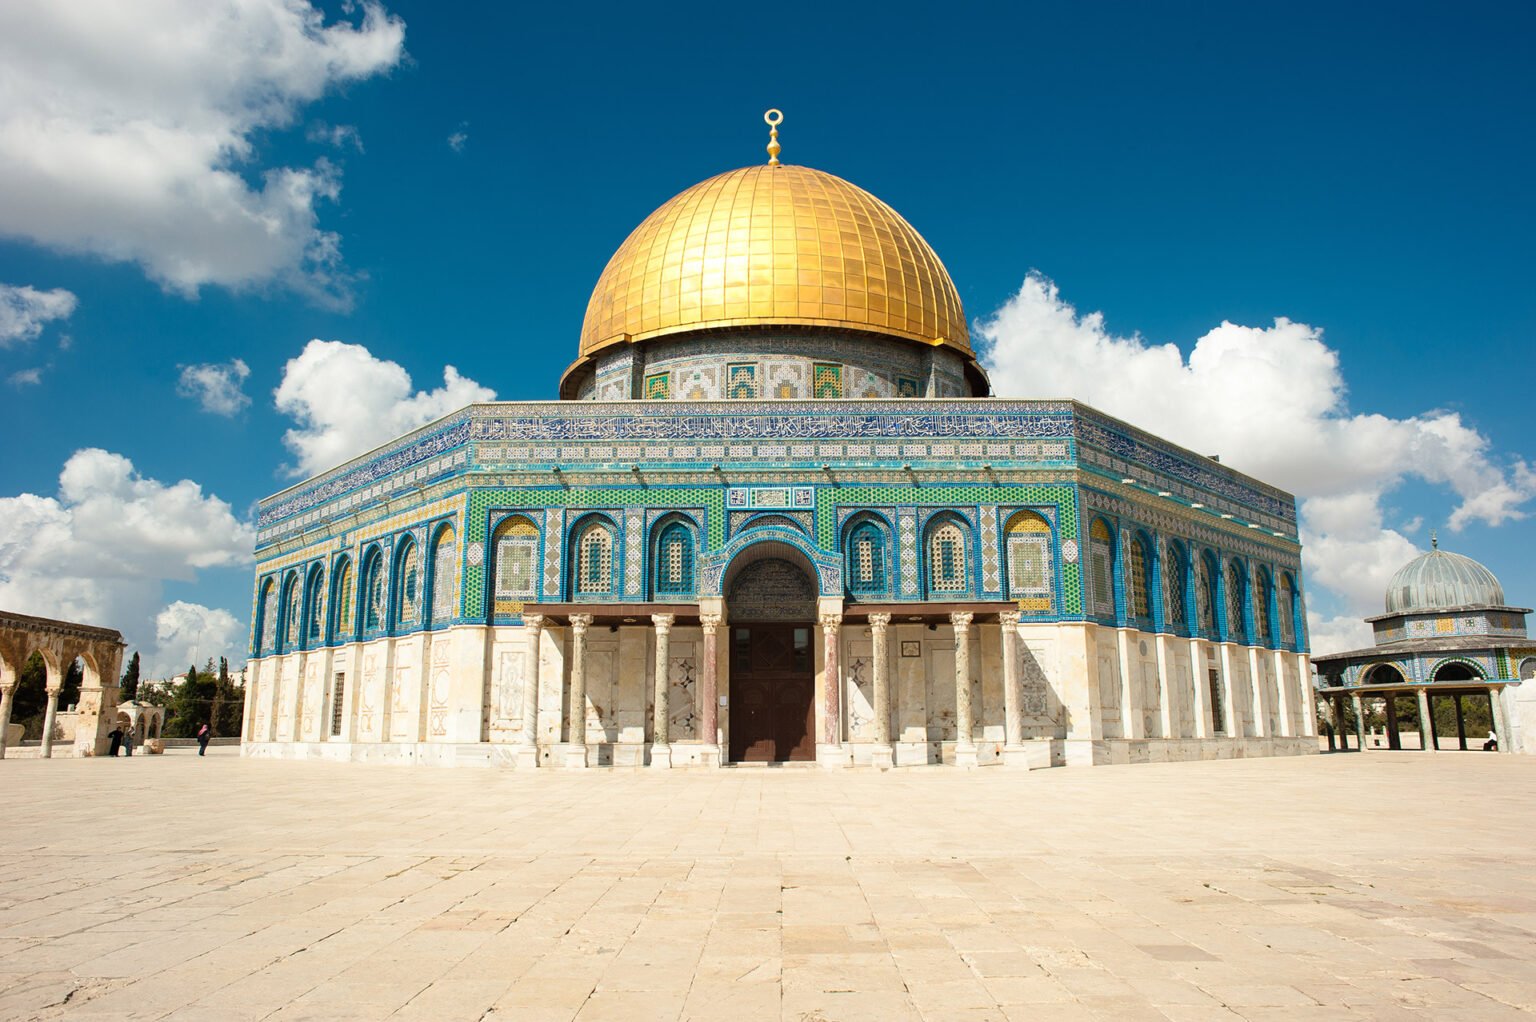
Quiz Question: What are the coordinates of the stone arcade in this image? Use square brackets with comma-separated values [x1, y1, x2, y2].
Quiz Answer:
[243, 114, 1316, 769]
[0, 610, 124, 758]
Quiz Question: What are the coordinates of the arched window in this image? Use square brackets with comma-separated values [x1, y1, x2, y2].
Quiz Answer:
[394, 538, 421, 629]
[256, 579, 276, 654]
[1520, 657, 1536, 681]
[925, 517, 968, 595]
[1088, 519, 1115, 619]
[1225, 559, 1247, 643]
[573, 519, 616, 597]
[1162, 541, 1186, 633]
[360, 548, 386, 635]
[281, 573, 301, 651]
[492, 516, 539, 618]
[331, 557, 354, 641]
[303, 564, 324, 647]
[1196, 552, 1217, 636]
[654, 520, 697, 598]
[1004, 511, 1052, 611]
[845, 518, 889, 596]
[1254, 567, 1273, 645]
[1279, 574, 1296, 647]
[430, 526, 457, 625]
[1127, 532, 1151, 621]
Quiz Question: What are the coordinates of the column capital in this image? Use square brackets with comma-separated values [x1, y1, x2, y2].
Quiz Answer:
[999, 609, 1020, 628]
[44, 686, 62, 696]
[949, 610, 973, 631]
[819, 611, 842, 634]
[569, 613, 593, 635]
[651, 612, 675, 635]
[699, 612, 721, 633]
[523, 612, 545, 634]
[867, 612, 891, 631]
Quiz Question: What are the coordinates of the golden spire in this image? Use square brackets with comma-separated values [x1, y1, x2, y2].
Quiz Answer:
[764, 108, 782, 166]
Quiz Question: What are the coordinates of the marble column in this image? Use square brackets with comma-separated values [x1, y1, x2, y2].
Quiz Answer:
[1350, 691, 1366, 750]
[650, 613, 674, 768]
[1272, 649, 1293, 738]
[999, 610, 1028, 766]
[1189, 640, 1210, 740]
[818, 610, 844, 766]
[1298, 654, 1318, 736]
[1218, 643, 1241, 739]
[40, 686, 61, 759]
[0, 673, 17, 761]
[564, 613, 592, 769]
[1416, 687, 1437, 752]
[951, 611, 977, 768]
[517, 614, 544, 770]
[1247, 646, 1269, 739]
[1454, 694, 1467, 750]
[1116, 628, 1143, 740]
[699, 612, 721, 767]
[1490, 687, 1510, 754]
[869, 613, 894, 770]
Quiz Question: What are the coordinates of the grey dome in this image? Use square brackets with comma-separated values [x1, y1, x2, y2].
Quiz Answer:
[1385, 546, 1505, 613]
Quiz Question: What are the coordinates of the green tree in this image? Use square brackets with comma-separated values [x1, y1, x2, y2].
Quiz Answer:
[119, 651, 141, 700]
[165, 661, 218, 738]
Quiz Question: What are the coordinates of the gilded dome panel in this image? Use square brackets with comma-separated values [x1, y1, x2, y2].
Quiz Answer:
[578, 164, 970, 359]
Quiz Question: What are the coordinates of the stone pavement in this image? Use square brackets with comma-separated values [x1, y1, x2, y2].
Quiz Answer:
[2, 750, 1534, 1021]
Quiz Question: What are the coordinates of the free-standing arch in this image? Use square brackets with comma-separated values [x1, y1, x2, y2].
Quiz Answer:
[0, 611, 125, 759]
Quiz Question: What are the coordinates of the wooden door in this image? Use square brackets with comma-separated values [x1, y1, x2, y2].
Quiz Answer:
[729, 623, 815, 762]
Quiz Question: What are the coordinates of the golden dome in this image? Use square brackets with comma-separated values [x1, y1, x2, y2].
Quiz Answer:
[576, 163, 972, 363]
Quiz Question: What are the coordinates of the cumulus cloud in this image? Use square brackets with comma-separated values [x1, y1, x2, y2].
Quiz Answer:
[978, 273, 1536, 653]
[0, 1, 405, 303]
[153, 601, 245, 678]
[447, 122, 469, 152]
[177, 358, 252, 416]
[0, 449, 255, 676]
[7, 367, 43, 387]
[274, 339, 495, 477]
[0, 283, 77, 346]
[307, 122, 365, 152]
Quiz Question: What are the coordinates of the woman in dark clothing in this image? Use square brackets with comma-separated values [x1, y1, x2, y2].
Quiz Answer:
[197, 724, 210, 756]
[108, 727, 123, 756]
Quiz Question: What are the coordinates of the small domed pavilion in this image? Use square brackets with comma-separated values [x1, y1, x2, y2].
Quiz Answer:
[1313, 537, 1532, 753]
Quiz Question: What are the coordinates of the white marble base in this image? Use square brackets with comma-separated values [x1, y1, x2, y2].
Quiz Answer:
[514, 745, 541, 771]
[649, 744, 673, 769]
[561, 743, 589, 769]
[955, 744, 980, 770]
[816, 743, 848, 768]
[697, 744, 723, 769]
[870, 743, 895, 770]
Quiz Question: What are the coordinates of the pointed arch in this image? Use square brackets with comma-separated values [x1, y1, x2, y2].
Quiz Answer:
[1087, 518, 1116, 620]
[651, 513, 699, 599]
[359, 544, 387, 637]
[302, 562, 325, 648]
[1004, 510, 1053, 612]
[1253, 566, 1274, 645]
[570, 514, 618, 599]
[490, 514, 539, 621]
[923, 512, 971, 598]
[1126, 529, 1153, 624]
[255, 577, 276, 655]
[330, 555, 355, 643]
[392, 536, 422, 631]
[842, 512, 892, 599]
[1195, 549, 1219, 638]
[279, 571, 302, 653]
[429, 523, 458, 626]
[1161, 539, 1188, 635]
[1224, 557, 1248, 644]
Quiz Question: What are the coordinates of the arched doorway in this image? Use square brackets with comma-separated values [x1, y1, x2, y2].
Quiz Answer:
[1362, 663, 1414, 749]
[726, 549, 818, 763]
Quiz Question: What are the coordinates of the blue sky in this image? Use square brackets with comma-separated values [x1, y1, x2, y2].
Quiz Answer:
[1, 1, 1532, 675]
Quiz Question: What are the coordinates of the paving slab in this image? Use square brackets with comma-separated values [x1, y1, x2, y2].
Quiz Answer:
[1, 748, 1534, 1020]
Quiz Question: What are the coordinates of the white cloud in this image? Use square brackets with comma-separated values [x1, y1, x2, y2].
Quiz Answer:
[307, 122, 365, 152]
[0, 283, 77, 345]
[0, 449, 255, 676]
[448, 123, 468, 152]
[274, 339, 495, 477]
[177, 358, 251, 416]
[153, 601, 244, 678]
[977, 273, 1536, 654]
[0, 1, 405, 304]
[7, 367, 43, 387]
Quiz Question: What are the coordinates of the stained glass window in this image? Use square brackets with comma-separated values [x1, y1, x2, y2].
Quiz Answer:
[1162, 542, 1186, 631]
[928, 521, 966, 593]
[431, 528, 457, 624]
[1226, 560, 1246, 643]
[362, 551, 385, 633]
[1127, 534, 1150, 620]
[397, 542, 420, 626]
[575, 522, 613, 595]
[283, 576, 301, 649]
[1279, 575, 1296, 646]
[1254, 568, 1272, 644]
[1196, 553, 1216, 635]
[1005, 511, 1052, 612]
[333, 559, 354, 639]
[847, 520, 886, 595]
[655, 521, 695, 596]
[1088, 519, 1114, 618]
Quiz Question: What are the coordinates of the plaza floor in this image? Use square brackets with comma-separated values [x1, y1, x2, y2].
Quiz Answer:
[1, 750, 1534, 1021]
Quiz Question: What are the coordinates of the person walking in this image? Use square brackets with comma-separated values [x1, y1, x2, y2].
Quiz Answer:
[123, 726, 134, 757]
[108, 726, 123, 757]
[197, 723, 211, 756]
